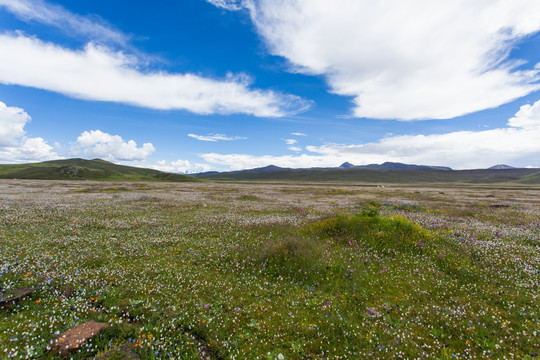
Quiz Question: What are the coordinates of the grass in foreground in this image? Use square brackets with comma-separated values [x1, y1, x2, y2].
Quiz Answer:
[0, 181, 539, 359]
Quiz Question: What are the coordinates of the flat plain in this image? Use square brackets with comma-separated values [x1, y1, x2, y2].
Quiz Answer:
[0, 180, 539, 359]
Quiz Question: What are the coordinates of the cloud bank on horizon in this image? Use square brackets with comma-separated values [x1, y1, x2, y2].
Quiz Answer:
[211, 0, 540, 120]
[199, 98, 540, 170]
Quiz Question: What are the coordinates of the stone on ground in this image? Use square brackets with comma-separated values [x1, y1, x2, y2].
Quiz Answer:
[51, 320, 110, 357]
[0, 287, 35, 307]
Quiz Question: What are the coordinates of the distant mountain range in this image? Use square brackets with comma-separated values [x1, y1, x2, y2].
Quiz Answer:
[488, 164, 515, 170]
[195, 162, 540, 184]
[0, 159, 536, 185]
[338, 161, 453, 171]
[0, 158, 198, 182]
[197, 161, 510, 175]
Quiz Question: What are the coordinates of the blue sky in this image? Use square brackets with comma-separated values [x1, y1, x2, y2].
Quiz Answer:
[1, 0, 540, 172]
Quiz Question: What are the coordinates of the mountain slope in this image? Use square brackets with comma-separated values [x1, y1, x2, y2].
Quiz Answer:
[0, 158, 198, 182]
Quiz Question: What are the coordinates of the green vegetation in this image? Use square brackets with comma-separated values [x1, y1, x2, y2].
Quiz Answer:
[0, 181, 539, 359]
[0, 158, 198, 182]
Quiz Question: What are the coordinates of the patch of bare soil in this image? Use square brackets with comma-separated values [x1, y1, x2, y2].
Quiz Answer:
[51, 320, 110, 357]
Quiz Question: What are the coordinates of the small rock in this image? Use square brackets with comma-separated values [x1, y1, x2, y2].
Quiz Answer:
[198, 342, 212, 360]
[61, 284, 76, 299]
[0, 287, 35, 306]
[366, 307, 382, 318]
[51, 320, 110, 357]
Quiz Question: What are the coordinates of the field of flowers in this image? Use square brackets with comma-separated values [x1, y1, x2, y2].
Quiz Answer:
[0, 180, 539, 359]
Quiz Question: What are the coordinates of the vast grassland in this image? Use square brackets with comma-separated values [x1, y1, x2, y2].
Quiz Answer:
[0, 180, 539, 359]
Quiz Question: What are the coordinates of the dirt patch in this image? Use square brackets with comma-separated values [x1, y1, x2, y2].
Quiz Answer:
[51, 320, 110, 357]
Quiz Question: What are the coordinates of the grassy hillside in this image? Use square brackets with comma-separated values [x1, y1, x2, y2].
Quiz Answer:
[195, 167, 540, 184]
[0, 158, 198, 182]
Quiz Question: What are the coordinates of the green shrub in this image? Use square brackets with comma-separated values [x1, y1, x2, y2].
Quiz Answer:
[307, 210, 431, 251]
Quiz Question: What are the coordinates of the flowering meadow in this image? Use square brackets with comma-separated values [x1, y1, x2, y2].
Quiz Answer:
[0, 180, 538, 359]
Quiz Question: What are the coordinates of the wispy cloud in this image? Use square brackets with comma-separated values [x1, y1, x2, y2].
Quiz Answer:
[205, 0, 245, 11]
[288, 146, 302, 152]
[0, 0, 130, 47]
[200, 99, 540, 170]
[284, 139, 297, 145]
[0, 34, 310, 116]
[291, 132, 307, 136]
[213, 0, 540, 120]
[188, 133, 247, 142]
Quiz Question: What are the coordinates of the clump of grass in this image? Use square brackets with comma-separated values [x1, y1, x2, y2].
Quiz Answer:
[307, 209, 431, 251]
[237, 194, 261, 201]
[257, 237, 325, 277]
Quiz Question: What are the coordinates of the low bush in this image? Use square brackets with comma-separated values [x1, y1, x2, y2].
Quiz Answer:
[307, 209, 431, 251]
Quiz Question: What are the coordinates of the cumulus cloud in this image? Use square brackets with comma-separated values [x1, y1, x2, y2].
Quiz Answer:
[74, 130, 155, 162]
[0, 0, 130, 46]
[188, 133, 247, 142]
[0, 101, 30, 146]
[200, 99, 540, 170]
[0, 137, 59, 163]
[149, 159, 213, 174]
[0, 101, 59, 162]
[214, 0, 540, 120]
[0, 34, 309, 117]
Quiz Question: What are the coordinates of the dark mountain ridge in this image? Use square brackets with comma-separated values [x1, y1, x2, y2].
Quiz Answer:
[194, 162, 540, 184]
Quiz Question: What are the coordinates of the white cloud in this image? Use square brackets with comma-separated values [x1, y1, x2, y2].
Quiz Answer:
[0, 101, 30, 146]
[149, 159, 212, 174]
[218, 0, 540, 120]
[0, 101, 59, 162]
[200, 99, 540, 170]
[0, 34, 310, 117]
[508, 100, 540, 129]
[0, 0, 130, 46]
[288, 146, 302, 152]
[205, 0, 245, 11]
[0, 137, 59, 163]
[201, 152, 338, 170]
[74, 130, 155, 162]
[188, 133, 247, 142]
[291, 132, 307, 136]
[284, 139, 297, 145]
